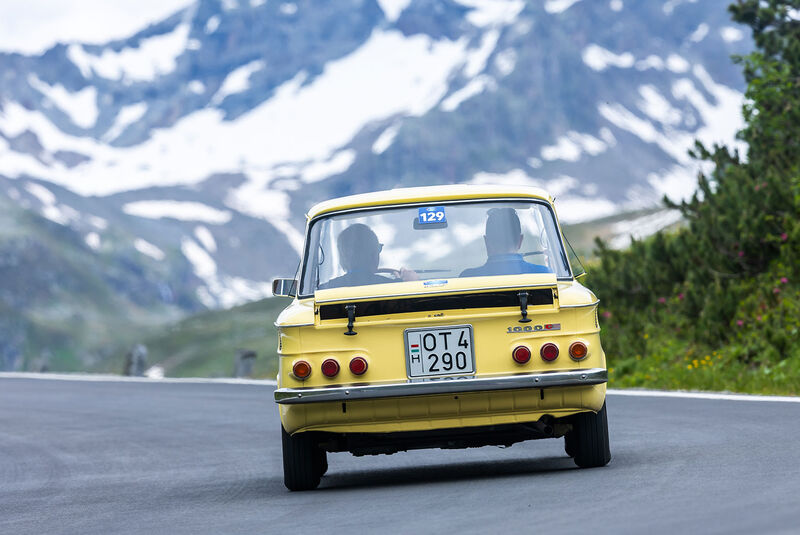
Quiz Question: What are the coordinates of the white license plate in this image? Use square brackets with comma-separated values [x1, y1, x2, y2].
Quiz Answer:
[404, 325, 475, 378]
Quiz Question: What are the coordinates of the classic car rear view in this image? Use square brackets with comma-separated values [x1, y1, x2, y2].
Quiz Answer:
[272, 185, 610, 490]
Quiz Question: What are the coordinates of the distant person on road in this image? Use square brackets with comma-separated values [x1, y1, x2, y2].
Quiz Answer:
[320, 223, 417, 289]
[460, 207, 551, 278]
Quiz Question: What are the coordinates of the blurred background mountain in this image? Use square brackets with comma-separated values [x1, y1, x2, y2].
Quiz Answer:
[0, 0, 751, 373]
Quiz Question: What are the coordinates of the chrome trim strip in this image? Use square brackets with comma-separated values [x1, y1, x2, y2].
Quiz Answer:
[273, 368, 607, 404]
[274, 323, 315, 328]
[314, 283, 557, 305]
[559, 301, 600, 309]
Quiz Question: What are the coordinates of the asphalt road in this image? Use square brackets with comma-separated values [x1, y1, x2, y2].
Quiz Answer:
[2, 377, 799, 535]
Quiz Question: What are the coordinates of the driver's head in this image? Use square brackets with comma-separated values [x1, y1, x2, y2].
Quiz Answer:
[337, 223, 381, 273]
[484, 208, 523, 256]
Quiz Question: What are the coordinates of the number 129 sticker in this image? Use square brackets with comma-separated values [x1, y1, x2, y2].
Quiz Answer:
[418, 206, 446, 224]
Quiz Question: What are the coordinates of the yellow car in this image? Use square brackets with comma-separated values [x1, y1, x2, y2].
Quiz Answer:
[272, 185, 610, 490]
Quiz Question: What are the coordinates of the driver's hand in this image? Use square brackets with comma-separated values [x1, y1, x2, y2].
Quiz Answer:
[400, 268, 420, 281]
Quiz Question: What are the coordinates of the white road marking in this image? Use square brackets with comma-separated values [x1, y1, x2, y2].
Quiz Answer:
[608, 388, 800, 404]
[1, 373, 797, 403]
[0, 372, 277, 386]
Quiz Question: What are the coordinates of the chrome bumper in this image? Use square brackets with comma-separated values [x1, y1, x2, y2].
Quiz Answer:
[274, 368, 607, 405]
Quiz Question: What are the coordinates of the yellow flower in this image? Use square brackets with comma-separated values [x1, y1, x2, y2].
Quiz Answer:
[687, 365, 692, 370]
[643, 333, 649, 339]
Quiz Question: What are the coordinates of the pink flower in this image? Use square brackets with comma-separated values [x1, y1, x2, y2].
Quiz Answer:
[780, 277, 788, 284]
[736, 320, 744, 327]
[738, 251, 744, 257]
[658, 297, 666, 304]
[601, 311, 612, 319]
[781, 233, 788, 242]
[678, 293, 684, 301]
[757, 315, 763, 321]
[773, 287, 781, 294]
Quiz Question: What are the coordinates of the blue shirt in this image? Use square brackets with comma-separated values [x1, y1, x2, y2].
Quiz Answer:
[460, 254, 551, 278]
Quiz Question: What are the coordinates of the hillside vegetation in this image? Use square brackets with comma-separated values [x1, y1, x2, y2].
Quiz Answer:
[93, 298, 287, 378]
[588, 0, 800, 394]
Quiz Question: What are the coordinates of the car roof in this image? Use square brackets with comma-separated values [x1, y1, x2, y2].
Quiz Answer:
[306, 184, 553, 219]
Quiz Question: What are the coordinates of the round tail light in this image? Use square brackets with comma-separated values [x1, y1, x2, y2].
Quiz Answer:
[321, 358, 340, 377]
[569, 341, 588, 361]
[292, 360, 311, 379]
[349, 356, 368, 375]
[540, 343, 559, 362]
[512, 346, 531, 364]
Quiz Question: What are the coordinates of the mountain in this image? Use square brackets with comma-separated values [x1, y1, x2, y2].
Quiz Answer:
[0, 0, 751, 371]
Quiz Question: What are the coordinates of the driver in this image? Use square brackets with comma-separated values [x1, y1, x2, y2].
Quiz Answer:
[460, 207, 551, 277]
[321, 224, 417, 289]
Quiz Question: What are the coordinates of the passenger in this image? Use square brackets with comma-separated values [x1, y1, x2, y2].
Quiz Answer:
[460, 208, 551, 277]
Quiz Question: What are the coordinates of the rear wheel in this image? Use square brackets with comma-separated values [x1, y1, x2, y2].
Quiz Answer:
[567, 402, 611, 468]
[281, 426, 323, 491]
[564, 431, 577, 458]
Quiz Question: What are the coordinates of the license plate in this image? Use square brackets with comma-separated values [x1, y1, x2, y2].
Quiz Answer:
[404, 325, 475, 378]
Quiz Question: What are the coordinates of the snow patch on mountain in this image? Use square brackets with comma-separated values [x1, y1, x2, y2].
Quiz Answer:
[66, 23, 189, 82]
[134, 238, 166, 260]
[454, 0, 525, 27]
[545, 0, 582, 15]
[211, 60, 266, 105]
[194, 225, 217, 252]
[372, 123, 400, 154]
[27, 75, 99, 129]
[441, 75, 494, 111]
[376, 0, 412, 22]
[690, 23, 709, 42]
[608, 209, 683, 249]
[103, 103, 147, 141]
[123, 201, 233, 224]
[582, 45, 634, 71]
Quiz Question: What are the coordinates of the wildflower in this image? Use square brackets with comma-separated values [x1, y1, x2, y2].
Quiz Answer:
[781, 233, 788, 242]
[757, 315, 763, 321]
[738, 251, 744, 257]
[687, 365, 692, 370]
[736, 319, 744, 327]
[658, 297, 666, 304]
[678, 293, 684, 301]
[643, 333, 649, 339]
[781, 277, 788, 284]
[773, 287, 781, 294]
[601, 311, 612, 319]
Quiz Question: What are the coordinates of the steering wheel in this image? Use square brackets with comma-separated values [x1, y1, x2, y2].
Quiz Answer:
[376, 267, 402, 279]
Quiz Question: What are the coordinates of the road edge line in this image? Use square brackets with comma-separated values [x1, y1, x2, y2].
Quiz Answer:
[607, 388, 800, 403]
[0, 372, 277, 386]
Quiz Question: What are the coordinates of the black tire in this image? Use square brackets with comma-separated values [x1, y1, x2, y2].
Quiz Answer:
[315, 447, 328, 477]
[569, 402, 611, 468]
[281, 426, 322, 491]
[564, 431, 577, 458]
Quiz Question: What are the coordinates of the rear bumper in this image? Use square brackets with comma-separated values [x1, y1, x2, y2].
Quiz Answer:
[274, 368, 607, 405]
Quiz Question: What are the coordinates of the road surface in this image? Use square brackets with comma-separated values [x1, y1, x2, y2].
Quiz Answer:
[1, 376, 799, 534]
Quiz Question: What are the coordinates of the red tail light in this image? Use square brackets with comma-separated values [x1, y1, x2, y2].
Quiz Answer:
[292, 360, 311, 379]
[540, 343, 559, 362]
[512, 346, 531, 364]
[569, 341, 588, 361]
[321, 358, 340, 377]
[349, 356, 368, 375]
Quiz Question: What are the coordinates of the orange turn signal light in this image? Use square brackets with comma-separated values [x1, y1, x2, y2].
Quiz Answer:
[569, 341, 588, 361]
[292, 360, 311, 380]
